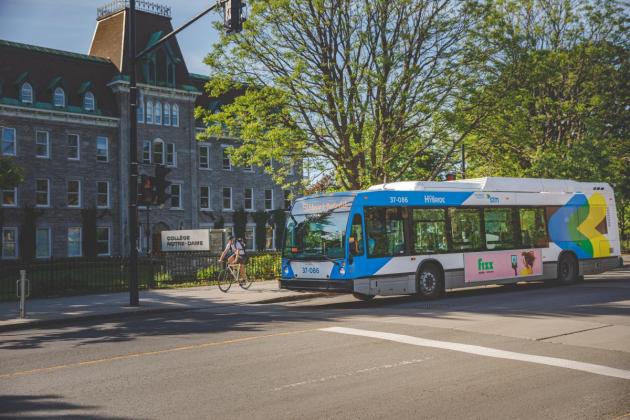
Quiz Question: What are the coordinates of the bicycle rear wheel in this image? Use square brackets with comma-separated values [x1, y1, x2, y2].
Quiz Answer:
[239, 271, 253, 290]
[217, 269, 233, 292]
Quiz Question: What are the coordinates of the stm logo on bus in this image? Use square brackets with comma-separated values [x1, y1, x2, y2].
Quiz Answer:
[424, 195, 446, 204]
[477, 258, 494, 272]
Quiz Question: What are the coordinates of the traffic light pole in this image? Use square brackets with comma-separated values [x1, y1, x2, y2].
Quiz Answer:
[127, 0, 243, 306]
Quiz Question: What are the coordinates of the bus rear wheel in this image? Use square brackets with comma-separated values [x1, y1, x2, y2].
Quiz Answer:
[557, 253, 578, 285]
[416, 263, 444, 299]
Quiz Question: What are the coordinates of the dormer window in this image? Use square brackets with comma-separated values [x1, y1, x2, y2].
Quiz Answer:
[83, 91, 95, 111]
[53, 87, 65, 107]
[20, 83, 33, 104]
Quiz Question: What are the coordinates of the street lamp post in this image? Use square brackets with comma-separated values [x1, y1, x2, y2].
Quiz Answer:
[127, 0, 245, 306]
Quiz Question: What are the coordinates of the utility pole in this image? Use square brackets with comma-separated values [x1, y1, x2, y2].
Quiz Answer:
[126, 0, 246, 306]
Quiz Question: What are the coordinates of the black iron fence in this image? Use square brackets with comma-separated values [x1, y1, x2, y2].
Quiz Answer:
[0, 252, 281, 302]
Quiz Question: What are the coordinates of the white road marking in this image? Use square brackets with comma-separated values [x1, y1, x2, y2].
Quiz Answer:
[321, 327, 630, 380]
[273, 358, 431, 391]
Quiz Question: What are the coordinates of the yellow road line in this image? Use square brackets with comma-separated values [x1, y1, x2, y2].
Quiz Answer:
[0, 328, 317, 380]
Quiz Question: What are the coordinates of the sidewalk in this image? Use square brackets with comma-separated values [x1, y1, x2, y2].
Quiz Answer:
[0, 281, 330, 332]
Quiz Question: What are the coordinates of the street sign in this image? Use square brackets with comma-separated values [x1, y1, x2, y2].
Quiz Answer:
[161, 229, 211, 252]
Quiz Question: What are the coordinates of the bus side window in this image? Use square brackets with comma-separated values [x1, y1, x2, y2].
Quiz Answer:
[413, 208, 448, 253]
[520, 208, 549, 248]
[484, 208, 516, 250]
[365, 207, 407, 257]
[448, 208, 482, 251]
[349, 214, 365, 256]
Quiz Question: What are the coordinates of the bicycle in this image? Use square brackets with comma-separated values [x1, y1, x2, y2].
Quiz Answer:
[217, 262, 253, 292]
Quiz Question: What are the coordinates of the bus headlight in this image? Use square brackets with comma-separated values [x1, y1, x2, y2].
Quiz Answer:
[283, 266, 289, 275]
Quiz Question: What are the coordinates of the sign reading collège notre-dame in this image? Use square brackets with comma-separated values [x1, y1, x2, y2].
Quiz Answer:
[161, 230, 211, 252]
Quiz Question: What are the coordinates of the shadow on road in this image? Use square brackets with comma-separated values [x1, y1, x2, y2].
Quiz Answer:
[0, 394, 128, 419]
[0, 271, 628, 351]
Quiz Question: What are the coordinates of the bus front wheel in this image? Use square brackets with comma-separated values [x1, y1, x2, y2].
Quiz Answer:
[557, 253, 579, 285]
[416, 263, 444, 299]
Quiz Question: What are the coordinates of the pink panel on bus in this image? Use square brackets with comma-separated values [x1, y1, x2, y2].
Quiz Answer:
[464, 249, 543, 283]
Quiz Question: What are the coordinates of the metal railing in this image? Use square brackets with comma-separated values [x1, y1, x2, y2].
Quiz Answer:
[97, 0, 171, 19]
[0, 252, 281, 302]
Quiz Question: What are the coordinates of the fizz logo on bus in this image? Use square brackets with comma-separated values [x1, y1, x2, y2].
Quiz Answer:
[424, 195, 446, 204]
[477, 258, 494, 272]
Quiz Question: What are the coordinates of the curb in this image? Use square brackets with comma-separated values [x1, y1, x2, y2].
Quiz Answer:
[0, 306, 201, 333]
[250, 292, 334, 304]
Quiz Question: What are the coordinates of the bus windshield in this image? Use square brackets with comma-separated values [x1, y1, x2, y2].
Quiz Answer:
[283, 211, 349, 260]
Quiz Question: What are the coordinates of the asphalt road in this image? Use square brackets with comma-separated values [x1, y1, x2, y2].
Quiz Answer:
[2, 269, 630, 419]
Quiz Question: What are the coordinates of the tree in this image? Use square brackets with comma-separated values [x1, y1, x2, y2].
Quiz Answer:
[0, 157, 23, 189]
[198, 0, 480, 190]
[462, 0, 629, 233]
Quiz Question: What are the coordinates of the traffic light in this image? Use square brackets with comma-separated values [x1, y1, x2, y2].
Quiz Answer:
[223, 0, 246, 34]
[140, 175, 155, 205]
[154, 164, 171, 206]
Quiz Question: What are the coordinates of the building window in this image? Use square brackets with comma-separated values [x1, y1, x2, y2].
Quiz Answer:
[243, 161, 253, 172]
[83, 91, 95, 111]
[265, 225, 275, 250]
[2, 187, 17, 207]
[200, 186, 210, 210]
[155, 102, 162, 125]
[67, 227, 82, 257]
[36, 227, 51, 258]
[264, 189, 273, 210]
[96, 181, 109, 208]
[222, 187, 232, 210]
[245, 226, 255, 251]
[67, 134, 80, 160]
[142, 140, 151, 163]
[199, 146, 209, 169]
[137, 99, 145, 123]
[96, 136, 108, 162]
[1, 127, 16, 156]
[20, 83, 33, 104]
[152, 139, 164, 165]
[172, 104, 179, 127]
[244, 188, 253, 210]
[170, 184, 182, 209]
[163, 104, 171, 126]
[146, 101, 154, 124]
[35, 179, 50, 207]
[96, 227, 111, 256]
[2, 227, 18, 258]
[67, 180, 81, 208]
[166, 143, 176, 166]
[222, 147, 232, 170]
[284, 190, 291, 209]
[53, 87, 65, 107]
[35, 131, 49, 158]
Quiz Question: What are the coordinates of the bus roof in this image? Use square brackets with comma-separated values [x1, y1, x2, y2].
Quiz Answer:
[368, 177, 612, 194]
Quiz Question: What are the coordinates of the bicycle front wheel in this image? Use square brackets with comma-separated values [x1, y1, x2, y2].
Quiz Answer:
[217, 269, 233, 292]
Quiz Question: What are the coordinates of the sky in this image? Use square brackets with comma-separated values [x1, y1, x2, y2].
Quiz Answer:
[0, 0, 221, 75]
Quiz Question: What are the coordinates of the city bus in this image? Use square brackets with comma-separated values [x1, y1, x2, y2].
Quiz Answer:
[280, 177, 623, 300]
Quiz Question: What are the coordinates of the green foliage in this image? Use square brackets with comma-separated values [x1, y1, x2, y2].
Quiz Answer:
[198, 0, 479, 190]
[462, 0, 629, 232]
[196, 265, 221, 281]
[247, 253, 281, 280]
[0, 157, 23, 189]
[252, 210, 269, 250]
[269, 210, 287, 250]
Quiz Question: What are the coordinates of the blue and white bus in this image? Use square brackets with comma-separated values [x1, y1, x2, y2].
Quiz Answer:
[280, 177, 623, 300]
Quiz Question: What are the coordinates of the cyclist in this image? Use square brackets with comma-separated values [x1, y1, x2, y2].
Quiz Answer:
[219, 236, 247, 281]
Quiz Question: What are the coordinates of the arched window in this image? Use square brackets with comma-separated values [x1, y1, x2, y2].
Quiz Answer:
[83, 91, 95, 111]
[155, 102, 162, 125]
[172, 104, 179, 127]
[146, 101, 154, 124]
[20, 82, 33, 104]
[53, 87, 65, 107]
[163, 103, 171, 126]
[152, 139, 164, 165]
[137, 99, 144, 123]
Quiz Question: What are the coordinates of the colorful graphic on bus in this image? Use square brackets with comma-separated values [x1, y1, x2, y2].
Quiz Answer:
[464, 249, 543, 283]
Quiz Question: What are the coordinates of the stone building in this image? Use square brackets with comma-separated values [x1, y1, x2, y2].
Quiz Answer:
[0, 2, 298, 260]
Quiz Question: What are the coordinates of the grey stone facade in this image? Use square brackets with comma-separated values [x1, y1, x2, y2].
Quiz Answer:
[0, 4, 299, 260]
